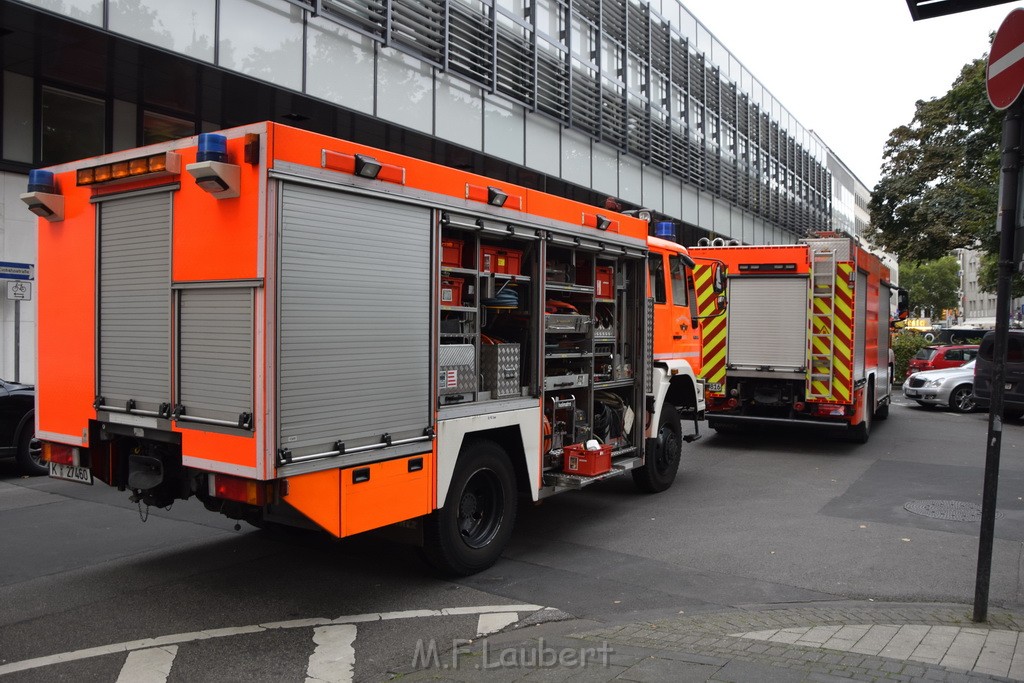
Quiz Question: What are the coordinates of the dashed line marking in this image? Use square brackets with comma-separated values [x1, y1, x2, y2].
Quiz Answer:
[0, 604, 543, 677]
[115, 646, 177, 683]
[306, 624, 356, 683]
[476, 612, 519, 637]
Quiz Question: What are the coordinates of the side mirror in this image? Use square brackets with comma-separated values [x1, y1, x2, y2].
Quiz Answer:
[712, 263, 727, 294]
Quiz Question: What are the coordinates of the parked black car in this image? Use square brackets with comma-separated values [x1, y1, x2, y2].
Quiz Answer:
[0, 378, 38, 475]
[973, 330, 1024, 420]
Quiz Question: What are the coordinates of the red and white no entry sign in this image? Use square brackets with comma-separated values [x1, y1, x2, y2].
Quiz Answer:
[988, 8, 1024, 110]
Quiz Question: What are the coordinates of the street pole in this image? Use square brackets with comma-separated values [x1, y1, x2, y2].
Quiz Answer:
[973, 99, 1022, 623]
[13, 298, 19, 384]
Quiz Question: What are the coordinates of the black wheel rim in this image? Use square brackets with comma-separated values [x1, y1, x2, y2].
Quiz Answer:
[656, 421, 681, 475]
[457, 468, 504, 549]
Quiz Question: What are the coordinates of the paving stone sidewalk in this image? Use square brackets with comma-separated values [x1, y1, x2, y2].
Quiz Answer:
[389, 602, 1024, 682]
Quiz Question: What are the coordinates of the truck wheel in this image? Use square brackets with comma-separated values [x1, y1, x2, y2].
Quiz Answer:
[632, 403, 681, 493]
[851, 385, 872, 444]
[14, 419, 45, 476]
[421, 440, 517, 576]
[874, 401, 890, 420]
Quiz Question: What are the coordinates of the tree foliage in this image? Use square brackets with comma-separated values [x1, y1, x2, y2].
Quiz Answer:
[868, 58, 1002, 262]
[899, 256, 961, 312]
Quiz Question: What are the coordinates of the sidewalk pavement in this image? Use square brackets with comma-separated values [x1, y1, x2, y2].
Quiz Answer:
[389, 601, 1024, 682]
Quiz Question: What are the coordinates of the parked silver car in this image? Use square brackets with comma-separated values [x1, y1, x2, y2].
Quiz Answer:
[903, 360, 977, 413]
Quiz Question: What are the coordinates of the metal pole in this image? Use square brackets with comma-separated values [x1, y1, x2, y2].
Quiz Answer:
[973, 99, 1022, 623]
[13, 298, 19, 384]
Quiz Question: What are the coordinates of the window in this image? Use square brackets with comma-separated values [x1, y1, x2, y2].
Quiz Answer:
[669, 255, 688, 306]
[41, 87, 105, 165]
[144, 111, 194, 145]
[648, 254, 666, 304]
[943, 349, 964, 362]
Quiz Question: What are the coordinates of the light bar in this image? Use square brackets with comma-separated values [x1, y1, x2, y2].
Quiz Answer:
[77, 151, 181, 187]
[738, 263, 797, 272]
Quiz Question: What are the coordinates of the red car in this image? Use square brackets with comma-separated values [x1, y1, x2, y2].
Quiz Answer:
[906, 344, 979, 378]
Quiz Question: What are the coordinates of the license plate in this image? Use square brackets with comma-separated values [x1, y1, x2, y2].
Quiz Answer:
[1007, 383, 1014, 391]
[905, 390, 919, 397]
[49, 462, 93, 485]
[707, 382, 723, 393]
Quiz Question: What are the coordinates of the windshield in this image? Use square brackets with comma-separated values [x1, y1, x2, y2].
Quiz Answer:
[914, 348, 936, 360]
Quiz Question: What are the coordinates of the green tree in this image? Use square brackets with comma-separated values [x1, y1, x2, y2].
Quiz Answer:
[868, 57, 1001, 262]
[899, 256, 961, 313]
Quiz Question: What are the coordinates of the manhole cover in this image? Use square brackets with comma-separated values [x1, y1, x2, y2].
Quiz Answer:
[904, 500, 1002, 522]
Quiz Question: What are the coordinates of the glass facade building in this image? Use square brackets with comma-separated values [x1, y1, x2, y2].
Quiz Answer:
[0, 0, 854, 381]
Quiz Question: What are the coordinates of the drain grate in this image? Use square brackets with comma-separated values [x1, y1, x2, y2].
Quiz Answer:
[904, 499, 1002, 522]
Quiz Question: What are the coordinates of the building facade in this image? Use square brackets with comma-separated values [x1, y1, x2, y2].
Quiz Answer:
[0, 0, 850, 382]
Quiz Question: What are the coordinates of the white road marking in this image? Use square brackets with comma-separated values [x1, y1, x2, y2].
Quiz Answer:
[306, 625, 356, 683]
[476, 612, 519, 637]
[0, 604, 545, 676]
[115, 646, 177, 683]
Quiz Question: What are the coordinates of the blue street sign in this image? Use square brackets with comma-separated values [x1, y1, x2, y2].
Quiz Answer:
[0, 262, 34, 280]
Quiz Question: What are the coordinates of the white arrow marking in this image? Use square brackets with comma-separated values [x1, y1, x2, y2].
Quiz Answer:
[115, 645, 178, 683]
[306, 624, 357, 683]
[990, 41, 1024, 80]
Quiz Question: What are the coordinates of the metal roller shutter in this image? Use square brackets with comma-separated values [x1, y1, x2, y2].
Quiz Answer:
[98, 192, 171, 413]
[278, 184, 432, 454]
[178, 287, 253, 425]
[727, 276, 808, 371]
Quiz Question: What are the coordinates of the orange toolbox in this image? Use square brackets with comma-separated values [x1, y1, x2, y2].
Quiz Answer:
[440, 277, 464, 306]
[480, 246, 522, 275]
[562, 443, 612, 476]
[441, 238, 464, 268]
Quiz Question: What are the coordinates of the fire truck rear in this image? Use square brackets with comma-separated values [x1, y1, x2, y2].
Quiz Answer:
[690, 236, 894, 442]
[25, 122, 714, 575]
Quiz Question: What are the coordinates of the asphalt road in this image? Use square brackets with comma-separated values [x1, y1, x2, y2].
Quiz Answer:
[1, 396, 1022, 681]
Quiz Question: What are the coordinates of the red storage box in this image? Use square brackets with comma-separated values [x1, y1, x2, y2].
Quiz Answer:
[441, 238, 464, 267]
[480, 246, 522, 275]
[562, 442, 612, 476]
[440, 277, 464, 306]
[595, 266, 614, 298]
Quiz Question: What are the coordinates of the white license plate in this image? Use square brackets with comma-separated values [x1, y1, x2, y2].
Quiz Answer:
[48, 462, 93, 485]
[905, 389, 919, 397]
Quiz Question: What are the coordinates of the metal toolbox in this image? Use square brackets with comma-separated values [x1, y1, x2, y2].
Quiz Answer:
[543, 373, 590, 391]
[438, 344, 476, 395]
[545, 314, 591, 333]
[481, 343, 520, 398]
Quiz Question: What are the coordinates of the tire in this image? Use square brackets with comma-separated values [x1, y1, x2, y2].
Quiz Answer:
[421, 440, 517, 576]
[874, 401, 890, 420]
[632, 403, 682, 493]
[948, 384, 976, 413]
[851, 385, 872, 444]
[14, 415, 44, 476]
[1004, 410, 1024, 421]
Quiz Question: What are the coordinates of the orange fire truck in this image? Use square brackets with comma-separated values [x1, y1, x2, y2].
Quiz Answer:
[25, 122, 719, 575]
[690, 236, 895, 443]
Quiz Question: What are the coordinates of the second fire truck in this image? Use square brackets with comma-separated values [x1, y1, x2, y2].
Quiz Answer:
[690, 235, 895, 443]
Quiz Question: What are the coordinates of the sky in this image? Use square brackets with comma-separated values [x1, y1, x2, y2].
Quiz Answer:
[678, 0, 1022, 189]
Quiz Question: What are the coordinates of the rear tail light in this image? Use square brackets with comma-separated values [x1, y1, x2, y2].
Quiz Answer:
[727, 398, 739, 408]
[794, 401, 806, 412]
[209, 474, 269, 506]
[43, 443, 79, 466]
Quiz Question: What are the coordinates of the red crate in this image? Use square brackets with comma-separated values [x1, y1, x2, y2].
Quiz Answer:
[595, 266, 614, 298]
[440, 277, 464, 307]
[480, 246, 522, 275]
[441, 238, 464, 268]
[562, 443, 612, 476]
